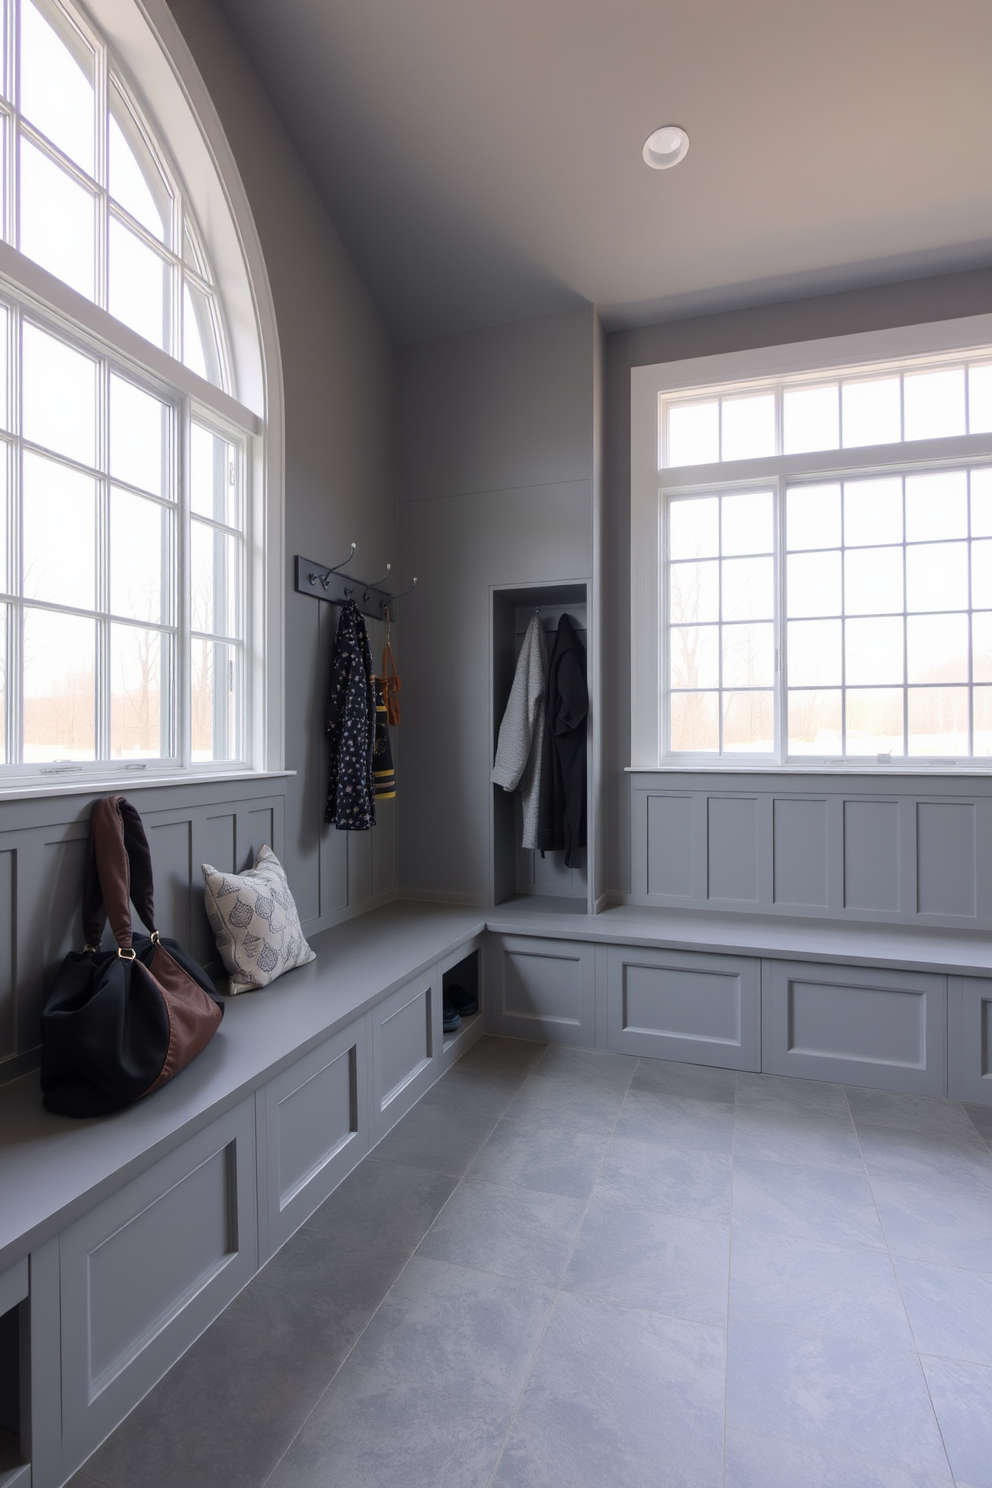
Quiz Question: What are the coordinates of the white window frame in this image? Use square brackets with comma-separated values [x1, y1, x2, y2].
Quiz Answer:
[631, 312, 992, 772]
[0, 0, 284, 793]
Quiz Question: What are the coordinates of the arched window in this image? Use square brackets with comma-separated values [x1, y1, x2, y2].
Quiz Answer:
[0, 0, 280, 780]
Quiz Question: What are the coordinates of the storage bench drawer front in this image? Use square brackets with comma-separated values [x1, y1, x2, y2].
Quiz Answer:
[948, 977, 992, 1106]
[762, 960, 947, 1094]
[371, 972, 438, 1141]
[607, 947, 760, 1068]
[59, 1097, 257, 1471]
[260, 1018, 369, 1257]
[486, 935, 596, 1047]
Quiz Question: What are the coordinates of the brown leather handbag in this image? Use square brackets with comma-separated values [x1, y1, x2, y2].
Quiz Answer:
[40, 796, 224, 1117]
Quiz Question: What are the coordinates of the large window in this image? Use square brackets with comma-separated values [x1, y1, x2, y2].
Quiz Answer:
[631, 319, 992, 768]
[0, 0, 266, 781]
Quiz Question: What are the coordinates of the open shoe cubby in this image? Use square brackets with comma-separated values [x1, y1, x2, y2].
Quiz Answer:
[0, 1297, 26, 1487]
[441, 947, 482, 1053]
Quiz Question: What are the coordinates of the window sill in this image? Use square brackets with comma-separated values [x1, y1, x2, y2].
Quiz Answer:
[0, 768, 296, 804]
[626, 763, 992, 778]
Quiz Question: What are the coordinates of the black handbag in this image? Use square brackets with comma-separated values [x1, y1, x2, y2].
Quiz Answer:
[40, 796, 224, 1118]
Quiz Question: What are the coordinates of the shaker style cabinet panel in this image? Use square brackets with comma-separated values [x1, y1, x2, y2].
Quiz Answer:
[58, 1098, 257, 1474]
[606, 946, 760, 1069]
[370, 971, 439, 1142]
[486, 935, 596, 1047]
[948, 977, 992, 1106]
[258, 1018, 369, 1260]
[762, 960, 947, 1095]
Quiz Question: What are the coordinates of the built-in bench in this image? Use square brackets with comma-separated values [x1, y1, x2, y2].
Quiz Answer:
[0, 901, 487, 1488]
[2, 894, 991, 1488]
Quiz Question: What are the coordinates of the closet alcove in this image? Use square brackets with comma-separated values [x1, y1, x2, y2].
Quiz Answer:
[492, 583, 590, 911]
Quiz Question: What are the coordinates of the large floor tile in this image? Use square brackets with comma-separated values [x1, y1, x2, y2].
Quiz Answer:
[846, 1087, 981, 1139]
[726, 1320, 948, 1475]
[895, 1258, 992, 1367]
[732, 1155, 886, 1250]
[349, 1253, 554, 1410]
[729, 1229, 914, 1348]
[737, 1071, 851, 1119]
[594, 1135, 733, 1224]
[84, 1228, 408, 1488]
[630, 1058, 737, 1104]
[734, 1107, 865, 1172]
[922, 1355, 992, 1488]
[502, 1071, 627, 1135]
[304, 1156, 457, 1252]
[964, 1103, 992, 1148]
[493, 1293, 725, 1488]
[856, 1121, 992, 1184]
[563, 1194, 730, 1325]
[531, 1045, 637, 1088]
[417, 1179, 584, 1286]
[266, 1364, 509, 1488]
[724, 1427, 953, 1487]
[465, 1118, 609, 1198]
[419, 1064, 526, 1121]
[371, 1100, 497, 1175]
[871, 1173, 992, 1269]
[613, 1087, 736, 1154]
[454, 1036, 547, 1076]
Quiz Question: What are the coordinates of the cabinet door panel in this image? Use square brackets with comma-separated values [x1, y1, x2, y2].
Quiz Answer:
[59, 1098, 256, 1472]
[607, 946, 759, 1069]
[762, 960, 946, 1094]
[948, 977, 992, 1106]
[370, 972, 438, 1141]
[486, 935, 596, 1047]
[260, 1018, 368, 1259]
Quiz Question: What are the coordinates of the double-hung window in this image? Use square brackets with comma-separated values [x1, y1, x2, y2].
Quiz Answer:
[631, 317, 992, 768]
[0, 0, 269, 783]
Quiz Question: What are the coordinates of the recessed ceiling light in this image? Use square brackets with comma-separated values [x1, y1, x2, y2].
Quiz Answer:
[642, 125, 689, 170]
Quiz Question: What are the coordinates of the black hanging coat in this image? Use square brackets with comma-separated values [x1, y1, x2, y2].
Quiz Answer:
[537, 613, 588, 867]
[324, 600, 376, 830]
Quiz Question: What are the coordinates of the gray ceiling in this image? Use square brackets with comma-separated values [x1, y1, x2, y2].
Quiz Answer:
[217, 0, 992, 345]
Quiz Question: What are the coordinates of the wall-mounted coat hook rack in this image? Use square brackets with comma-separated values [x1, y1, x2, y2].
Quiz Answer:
[294, 552, 417, 621]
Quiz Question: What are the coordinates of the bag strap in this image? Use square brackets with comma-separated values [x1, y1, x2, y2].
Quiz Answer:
[379, 611, 402, 726]
[82, 796, 158, 951]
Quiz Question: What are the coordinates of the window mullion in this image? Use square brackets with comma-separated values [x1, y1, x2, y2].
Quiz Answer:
[95, 355, 109, 760]
[8, 302, 19, 764]
[776, 474, 787, 764]
[177, 393, 190, 767]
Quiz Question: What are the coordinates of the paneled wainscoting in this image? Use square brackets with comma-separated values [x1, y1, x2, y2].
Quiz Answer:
[630, 770, 992, 929]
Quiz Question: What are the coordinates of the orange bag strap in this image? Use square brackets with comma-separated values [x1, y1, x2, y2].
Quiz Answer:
[379, 607, 402, 725]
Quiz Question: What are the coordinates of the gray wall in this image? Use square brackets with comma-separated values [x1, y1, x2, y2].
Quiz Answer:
[604, 266, 992, 896]
[397, 307, 600, 903]
[166, 0, 399, 929]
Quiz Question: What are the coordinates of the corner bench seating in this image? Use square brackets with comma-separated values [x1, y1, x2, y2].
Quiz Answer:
[2, 896, 991, 1488]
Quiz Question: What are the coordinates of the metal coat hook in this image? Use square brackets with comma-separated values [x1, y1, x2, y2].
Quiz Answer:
[363, 563, 391, 599]
[312, 542, 357, 589]
[389, 576, 419, 600]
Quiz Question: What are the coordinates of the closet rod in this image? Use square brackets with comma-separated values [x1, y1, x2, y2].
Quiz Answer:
[294, 553, 417, 620]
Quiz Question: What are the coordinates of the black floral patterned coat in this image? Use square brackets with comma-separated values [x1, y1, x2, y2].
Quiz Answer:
[324, 599, 376, 830]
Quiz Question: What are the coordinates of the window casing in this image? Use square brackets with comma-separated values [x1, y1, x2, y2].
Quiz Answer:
[630, 315, 992, 771]
[0, 0, 270, 783]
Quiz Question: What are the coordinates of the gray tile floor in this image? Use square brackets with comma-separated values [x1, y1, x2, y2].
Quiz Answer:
[71, 1037, 992, 1488]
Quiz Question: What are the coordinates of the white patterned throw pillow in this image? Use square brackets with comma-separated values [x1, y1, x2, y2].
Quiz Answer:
[201, 844, 315, 993]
